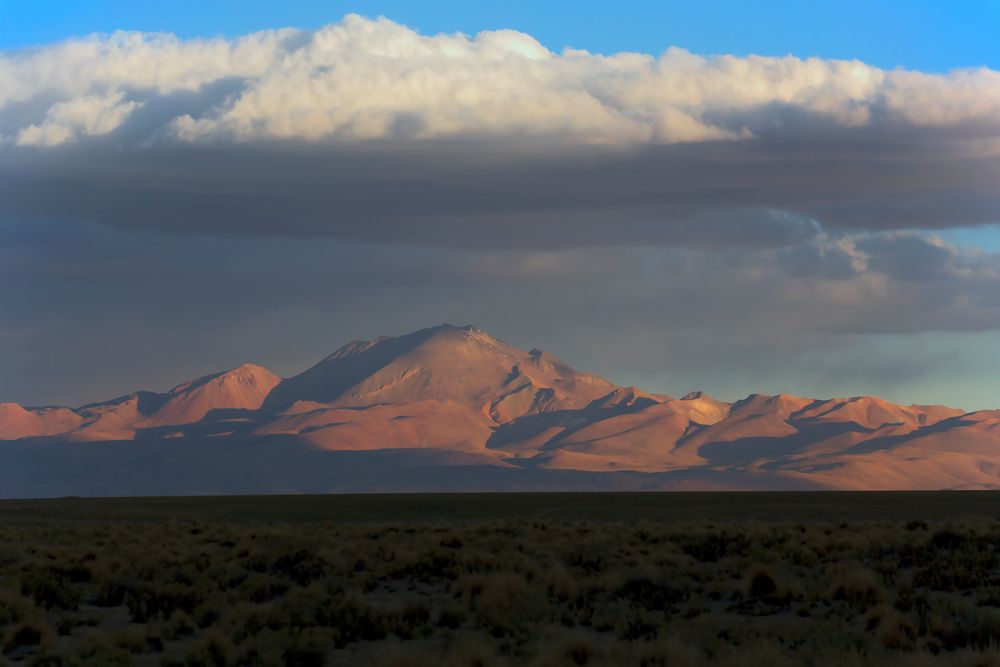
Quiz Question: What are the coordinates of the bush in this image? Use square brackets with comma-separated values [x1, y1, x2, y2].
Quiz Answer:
[615, 576, 687, 611]
[677, 532, 750, 563]
[124, 583, 201, 623]
[20, 567, 80, 610]
[830, 566, 885, 611]
[747, 568, 779, 599]
[3, 624, 41, 655]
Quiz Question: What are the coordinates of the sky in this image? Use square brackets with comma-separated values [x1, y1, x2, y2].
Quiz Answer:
[2, 2, 1000, 410]
[3, 0, 1000, 72]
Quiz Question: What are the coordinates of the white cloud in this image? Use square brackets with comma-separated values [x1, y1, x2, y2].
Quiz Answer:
[2, 14, 999, 147]
[15, 91, 142, 146]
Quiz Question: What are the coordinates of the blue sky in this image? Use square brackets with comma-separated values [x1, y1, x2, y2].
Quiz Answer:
[3, 0, 999, 72]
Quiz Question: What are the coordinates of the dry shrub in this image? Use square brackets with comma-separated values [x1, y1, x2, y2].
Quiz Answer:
[829, 565, 886, 611]
[66, 634, 135, 667]
[615, 575, 688, 611]
[636, 637, 697, 667]
[463, 571, 532, 634]
[531, 630, 600, 667]
[543, 565, 579, 602]
[0, 586, 28, 627]
[373, 642, 439, 667]
[2, 623, 43, 656]
[373, 636, 497, 667]
[677, 531, 750, 563]
[866, 605, 917, 650]
[746, 566, 779, 599]
[19, 564, 81, 610]
[716, 643, 796, 667]
[927, 605, 1000, 651]
[180, 630, 234, 667]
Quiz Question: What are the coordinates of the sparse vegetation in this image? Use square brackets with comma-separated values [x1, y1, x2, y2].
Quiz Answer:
[3, 499, 1000, 665]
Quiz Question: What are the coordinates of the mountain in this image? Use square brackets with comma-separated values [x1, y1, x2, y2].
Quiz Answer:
[149, 364, 281, 426]
[262, 325, 616, 418]
[2, 323, 999, 496]
[0, 403, 82, 440]
[22, 364, 284, 442]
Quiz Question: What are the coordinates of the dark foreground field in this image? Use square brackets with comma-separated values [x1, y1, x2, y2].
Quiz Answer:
[3, 493, 1000, 666]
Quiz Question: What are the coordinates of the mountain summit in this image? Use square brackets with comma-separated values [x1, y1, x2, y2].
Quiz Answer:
[3, 324, 999, 493]
[263, 324, 616, 420]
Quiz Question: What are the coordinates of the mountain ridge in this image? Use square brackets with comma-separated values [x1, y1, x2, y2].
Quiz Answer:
[3, 323, 999, 493]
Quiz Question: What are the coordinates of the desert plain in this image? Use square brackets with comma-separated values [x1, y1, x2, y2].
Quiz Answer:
[3, 492, 1000, 666]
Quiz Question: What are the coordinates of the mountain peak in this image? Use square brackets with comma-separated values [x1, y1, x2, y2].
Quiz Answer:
[167, 363, 279, 395]
[430, 323, 502, 345]
[264, 323, 615, 416]
[322, 324, 488, 362]
[146, 363, 282, 426]
[0, 402, 83, 439]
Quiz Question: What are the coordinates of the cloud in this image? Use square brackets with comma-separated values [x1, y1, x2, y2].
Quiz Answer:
[0, 14, 998, 246]
[2, 15, 1000, 409]
[14, 91, 142, 146]
[4, 217, 1000, 409]
[1, 15, 999, 147]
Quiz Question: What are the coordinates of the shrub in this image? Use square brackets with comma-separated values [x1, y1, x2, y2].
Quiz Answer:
[615, 576, 687, 611]
[747, 568, 779, 599]
[830, 566, 885, 611]
[93, 579, 128, 607]
[124, 583, 201, 622]
[20, 567, 80, 610]
[271, 549, 329, 586]
[436, 606, 466, 629]
[241, 574, 290, 604]
[279, 630, 332, 667]
[0, 590, 27, 626]
[182, 631, 232, 667]
[677, 532, 750, 563]
[930, 529, 967, 551]
[565, 544, 608, 574]
[3, 624, 42, 655]
[464, 572, 532, 636]
[67, 636, 135, 667]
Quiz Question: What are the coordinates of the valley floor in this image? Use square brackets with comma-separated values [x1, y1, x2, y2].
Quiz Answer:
[3, 493, 1000, 666]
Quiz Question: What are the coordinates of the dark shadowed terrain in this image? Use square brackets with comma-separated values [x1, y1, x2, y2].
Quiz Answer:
[4, 491, 1000, 525]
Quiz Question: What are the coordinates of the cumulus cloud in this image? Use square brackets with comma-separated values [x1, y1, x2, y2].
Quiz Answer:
[1, 14, 1000, 147]
[15, 92, 142, 146]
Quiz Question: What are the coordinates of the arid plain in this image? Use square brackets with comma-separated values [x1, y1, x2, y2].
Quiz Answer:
[4, 493, 1000, 666]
